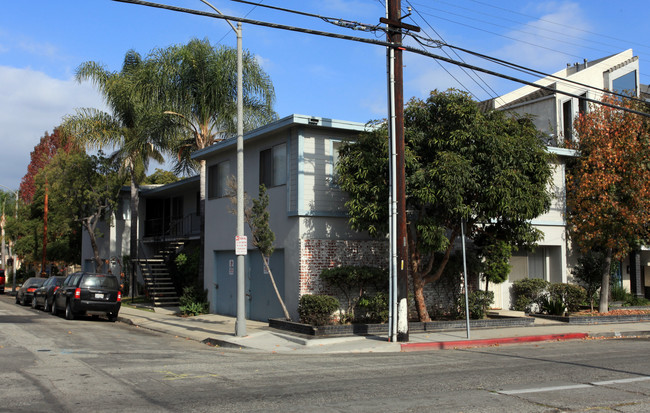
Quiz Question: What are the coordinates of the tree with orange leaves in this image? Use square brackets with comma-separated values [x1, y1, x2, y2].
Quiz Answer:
[20, 129, 80, 204]
[567, 94, 650, 313]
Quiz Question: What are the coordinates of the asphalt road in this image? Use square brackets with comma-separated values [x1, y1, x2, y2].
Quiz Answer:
[2, 294, 650, 412]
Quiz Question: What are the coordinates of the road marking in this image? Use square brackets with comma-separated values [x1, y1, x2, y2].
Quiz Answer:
[592, 376, 650, 386]
[499, 376, 650, 395]
[499, 384, 592, 395]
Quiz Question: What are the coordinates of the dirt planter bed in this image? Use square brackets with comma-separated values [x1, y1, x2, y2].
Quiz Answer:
[269, 315, 534, 337]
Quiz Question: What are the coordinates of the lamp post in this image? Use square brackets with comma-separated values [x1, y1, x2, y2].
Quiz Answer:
[0, 184, 19, 292]
[200, 0, 247, 337]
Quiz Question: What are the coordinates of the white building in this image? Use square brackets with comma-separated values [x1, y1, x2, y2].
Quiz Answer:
[481, 49, 646, 308]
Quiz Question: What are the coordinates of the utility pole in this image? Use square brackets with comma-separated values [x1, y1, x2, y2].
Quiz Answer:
[382, 0, 419, 342]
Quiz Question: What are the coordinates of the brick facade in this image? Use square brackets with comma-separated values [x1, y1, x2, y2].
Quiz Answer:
[299, 239, 388, 297]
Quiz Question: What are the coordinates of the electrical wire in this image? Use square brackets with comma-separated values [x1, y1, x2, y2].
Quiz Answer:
[467, 0, 650, 54]
[411, 0, 650, 80]
[112, 0, 650, 118]
[404, 0, 500, 101]
[229, 0, 385, 33]
[428, 38, 650, 106]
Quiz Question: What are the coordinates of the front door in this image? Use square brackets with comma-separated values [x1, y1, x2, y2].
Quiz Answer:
[248, 250, 285, 322]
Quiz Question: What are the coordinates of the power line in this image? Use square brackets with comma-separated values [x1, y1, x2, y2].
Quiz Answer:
[112, 0, 650, 118]
[412, 0, 650, 80]
[467, 0, 650, 54]
[229, 0, 385, 33]
[434, 40, 650, 106]
[404, 0, 500, 101]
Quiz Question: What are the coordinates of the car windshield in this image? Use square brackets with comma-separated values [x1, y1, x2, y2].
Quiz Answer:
[81, 275, 118, 289]
[26, 278, 45, 287]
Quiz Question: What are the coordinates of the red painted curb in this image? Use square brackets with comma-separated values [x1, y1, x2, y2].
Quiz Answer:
[401, 333, 589, 351]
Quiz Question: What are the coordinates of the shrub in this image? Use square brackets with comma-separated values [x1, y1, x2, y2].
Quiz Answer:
[624, 295, 650, 307]
[460, 290, 494, 320]
[540, 296, 565, 315]
[179, 285, 208, 316]
[610, 284, 627, 301]
[356, 292, 389, 323]
[319, 265, 388, 321]
[511, 278, 549, 313]
[548, 283, 587, 313]
[298, 295, 340, 326]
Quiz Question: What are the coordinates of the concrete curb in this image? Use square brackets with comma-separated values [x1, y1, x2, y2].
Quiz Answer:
[401, 333, 589, 351]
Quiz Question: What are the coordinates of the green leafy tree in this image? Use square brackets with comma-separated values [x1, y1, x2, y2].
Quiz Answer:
[571, 250, 616, 311]
[248, 185, 291, 321]
[42, 151, 126, 271]
[567, 94, 650, 313]
[228, 182, 290, 320]
[337, 90, 553, 321]
[143, 38, 277, 285]
[144, 168, 179, 185]
[62, 50, 171, 284]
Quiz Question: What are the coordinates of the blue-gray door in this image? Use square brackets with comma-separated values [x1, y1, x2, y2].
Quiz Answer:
[248, 250, 285, 322]
[213, 251, 242, 317]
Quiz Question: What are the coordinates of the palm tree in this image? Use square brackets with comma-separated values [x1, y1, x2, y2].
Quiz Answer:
[61, 50, 172, 283]
[144, 38, 276, 285]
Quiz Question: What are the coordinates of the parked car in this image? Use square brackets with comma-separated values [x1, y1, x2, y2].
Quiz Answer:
[15, 277, 46, 306]
[32, 276, 66, 311]
[0, 269, 5, 293]
[52, 272, 121, 321]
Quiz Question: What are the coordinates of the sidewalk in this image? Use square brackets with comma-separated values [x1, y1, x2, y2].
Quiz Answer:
[117, 305, 650, 354]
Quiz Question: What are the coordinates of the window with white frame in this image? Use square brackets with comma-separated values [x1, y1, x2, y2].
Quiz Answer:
[208, 160, 230, 199]
[329, 140, 343, 184]
[612, 70, 637, 96]
[259, 143, 287, 187]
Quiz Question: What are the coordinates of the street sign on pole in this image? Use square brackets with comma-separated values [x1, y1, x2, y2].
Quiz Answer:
[235, 235, 247, 256]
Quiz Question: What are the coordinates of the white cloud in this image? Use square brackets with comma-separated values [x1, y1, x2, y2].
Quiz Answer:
[0, 66, 105, 189]
[495, 2, 592, 72]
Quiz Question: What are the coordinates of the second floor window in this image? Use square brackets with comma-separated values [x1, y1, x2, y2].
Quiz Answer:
[260, 143, 287, 188]
[208, 160, 230, 199]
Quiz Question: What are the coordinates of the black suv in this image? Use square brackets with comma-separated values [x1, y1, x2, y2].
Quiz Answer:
[52, 272, 121, 321]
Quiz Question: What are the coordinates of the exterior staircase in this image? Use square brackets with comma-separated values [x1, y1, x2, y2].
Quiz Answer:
[136, 242, 184, 307]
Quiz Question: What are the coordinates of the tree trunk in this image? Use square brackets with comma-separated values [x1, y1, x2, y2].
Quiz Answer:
[599, 247, 613, 313]
[198, 159, 206, 289]
[260, 251, 291, 321]
[412, 272, 430, 322]
[129, 170, 139, 298]
[84, 219, 102, 272]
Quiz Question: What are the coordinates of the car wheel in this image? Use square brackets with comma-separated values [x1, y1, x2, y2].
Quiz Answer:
[31, 297, 37, 309]
[51, 300, 58, 316]
[15, 295, 20, 304]
[20, 296, 26, 306]
[108, 313, 118, 322]
[65, 301, 75, 320]
[43, 298, 51, 312]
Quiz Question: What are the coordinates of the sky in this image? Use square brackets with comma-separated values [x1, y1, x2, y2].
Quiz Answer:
[1, 0, 649, 191]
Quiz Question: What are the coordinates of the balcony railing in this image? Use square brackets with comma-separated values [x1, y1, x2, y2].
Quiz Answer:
[144, 213, 200, 240]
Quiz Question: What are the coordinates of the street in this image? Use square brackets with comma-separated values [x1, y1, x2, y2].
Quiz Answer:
[1, 294, 650, 412]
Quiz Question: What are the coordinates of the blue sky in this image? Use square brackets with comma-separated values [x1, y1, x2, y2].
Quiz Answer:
[1, 0, 649, 190]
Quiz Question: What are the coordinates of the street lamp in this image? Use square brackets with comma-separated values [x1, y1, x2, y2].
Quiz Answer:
[0, 184, 19, 293]
[199, 0, 247, 337]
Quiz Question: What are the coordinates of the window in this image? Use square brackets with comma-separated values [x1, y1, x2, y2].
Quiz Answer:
[260, 143, 287, 187]
[578, 93, 588, 116]
[330, 140, 343, 184]
[562, 100, 573, 141]
[612, 71, 637, 96]
[208, 161, 230, 199]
